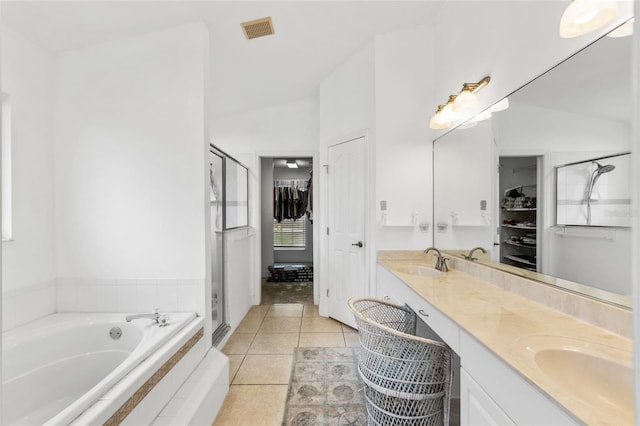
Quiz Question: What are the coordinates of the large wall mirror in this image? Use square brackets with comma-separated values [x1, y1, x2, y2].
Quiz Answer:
[433, 20, 632, 309]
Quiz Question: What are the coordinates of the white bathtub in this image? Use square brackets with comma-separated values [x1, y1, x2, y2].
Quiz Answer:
[2, 312, 199, 425]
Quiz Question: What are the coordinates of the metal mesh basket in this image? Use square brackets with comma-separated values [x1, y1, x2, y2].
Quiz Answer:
[348, 297, 453, 426]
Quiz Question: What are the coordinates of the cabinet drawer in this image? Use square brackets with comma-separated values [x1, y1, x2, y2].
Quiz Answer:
[407, 298, 460, 354]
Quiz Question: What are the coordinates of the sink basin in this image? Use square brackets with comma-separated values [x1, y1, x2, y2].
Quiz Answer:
[395, 264, 441, 277]
[518, 335, 633, 417]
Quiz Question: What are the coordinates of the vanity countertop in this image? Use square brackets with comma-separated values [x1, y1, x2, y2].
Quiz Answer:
[377, 250, 633, 425]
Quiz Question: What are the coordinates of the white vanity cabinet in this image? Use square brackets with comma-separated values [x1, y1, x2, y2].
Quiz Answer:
[375, 264, 579, 426]
[459, 331, 577, 425]
[460, 368, 515, 425]
[376, 264, 417, 303]
[377, 265, 460, 351]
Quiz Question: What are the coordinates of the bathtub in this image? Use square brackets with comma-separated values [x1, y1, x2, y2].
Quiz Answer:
[2, 312, 201, 425]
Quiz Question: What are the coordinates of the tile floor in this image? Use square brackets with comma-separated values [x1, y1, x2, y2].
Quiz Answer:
[214, 282, 460, 425]
[214, 303, 358, 426]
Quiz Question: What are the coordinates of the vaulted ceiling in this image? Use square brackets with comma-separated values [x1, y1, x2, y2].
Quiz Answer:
[2, 1, 445, 117]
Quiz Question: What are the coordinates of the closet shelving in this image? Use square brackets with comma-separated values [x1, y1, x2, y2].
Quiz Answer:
[500, 185, 537, 272]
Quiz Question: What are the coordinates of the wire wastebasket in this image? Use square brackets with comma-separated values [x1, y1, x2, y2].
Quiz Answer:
[348, 297, 453, 426]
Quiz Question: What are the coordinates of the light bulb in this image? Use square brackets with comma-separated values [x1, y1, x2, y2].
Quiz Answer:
[559, 0, 619, 39]
[429, 110, 451, 130]
[452, 89, 478, 112]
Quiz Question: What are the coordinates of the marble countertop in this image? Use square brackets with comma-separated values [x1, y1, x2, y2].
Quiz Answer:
[377, 251, 633, 425]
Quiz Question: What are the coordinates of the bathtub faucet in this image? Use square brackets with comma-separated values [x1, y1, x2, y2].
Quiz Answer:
[125, 309, 169, 327]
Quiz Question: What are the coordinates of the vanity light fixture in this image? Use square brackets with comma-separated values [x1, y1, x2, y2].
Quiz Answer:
[429, 105, 452, 130]
[286, 160, 298, 168]
[440, 95, 458, 123]
[452, 76, 491, 112]
[488, 97, 509, 113]
[469, 110, 492, 123]
[559, 0, 619, 38]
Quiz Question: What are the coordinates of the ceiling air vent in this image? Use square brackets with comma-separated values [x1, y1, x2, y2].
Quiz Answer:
[241, 16, 275, 40]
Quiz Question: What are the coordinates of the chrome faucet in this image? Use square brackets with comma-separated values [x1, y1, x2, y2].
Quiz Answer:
[424, 247, 449, 272]
[125, 309, 169, 327]
[463, 246, 487, 261]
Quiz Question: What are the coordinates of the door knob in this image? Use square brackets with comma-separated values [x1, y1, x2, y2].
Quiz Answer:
[352, 241, 364, 248]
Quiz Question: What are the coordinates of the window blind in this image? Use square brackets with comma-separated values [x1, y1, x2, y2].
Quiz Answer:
[274, 218, 306, 248]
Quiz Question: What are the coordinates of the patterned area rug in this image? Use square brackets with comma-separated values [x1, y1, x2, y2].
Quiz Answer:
[283, 347, 367, 425]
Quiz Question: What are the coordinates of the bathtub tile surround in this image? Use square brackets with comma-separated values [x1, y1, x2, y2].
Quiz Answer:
[104, 328, 204, 425]
[152, 349, 229, 425]
[55, 277, 202, 315]
[76, 316, 211, 426]
[1, 281, 56, 331]
[378, 250, 632, 338]
[2, 313, 209, 425]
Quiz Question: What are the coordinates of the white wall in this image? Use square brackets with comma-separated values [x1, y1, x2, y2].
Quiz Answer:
[212, 97, 319, 153]
[260, 157, 274, 276]
[52, 23, 208, 318]
[211, 97, 319, 322]
[319, 41, 376, 312]
[1, 27, 56, 330]
[433, 119, 495, 250]
[375, 26, 435, 250]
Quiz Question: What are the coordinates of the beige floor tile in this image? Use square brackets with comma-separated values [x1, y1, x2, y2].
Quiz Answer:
[342, 324, 357, 333]
[233, 354, 293, 385]
[222, 333, 255, 355]
[258, 317, 301, 334]
[266, 303, 304, 317]
[301, 316, 343, 333]
[213, 385, 288, 426]
[298, 332, 345, 348]
[226, 354, 244, 382]
[302, 304, 320, 317]
[247, 304, 270, 318]
[248, 332, 299, 354]
[344, 333, 361, 348]
[235, 316, 264, 334]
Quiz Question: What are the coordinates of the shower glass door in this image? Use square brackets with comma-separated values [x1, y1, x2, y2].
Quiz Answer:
[209, 150, 225, 342]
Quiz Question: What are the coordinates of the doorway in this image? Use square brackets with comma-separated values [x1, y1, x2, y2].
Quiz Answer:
[498, 156, 541, 272]
[260, 157, 314, 305]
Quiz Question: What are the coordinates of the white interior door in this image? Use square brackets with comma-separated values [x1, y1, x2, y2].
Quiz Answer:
[327, 137, 366, 327]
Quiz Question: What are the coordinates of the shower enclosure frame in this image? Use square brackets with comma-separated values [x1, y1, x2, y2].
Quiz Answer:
[209, 144, 249, 345]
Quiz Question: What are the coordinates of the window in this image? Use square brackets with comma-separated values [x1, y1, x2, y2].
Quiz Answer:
[2, 93, 12, 242]
[274, 218, 306, 248]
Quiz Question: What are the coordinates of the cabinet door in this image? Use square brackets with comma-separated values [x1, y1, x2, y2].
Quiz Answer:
[461, 368, 515, 426]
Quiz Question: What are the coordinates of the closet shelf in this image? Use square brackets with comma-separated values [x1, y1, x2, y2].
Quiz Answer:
[503, 240, 536, 249]
[503, 254, 536, 267]
[502, 224, 536, 230]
